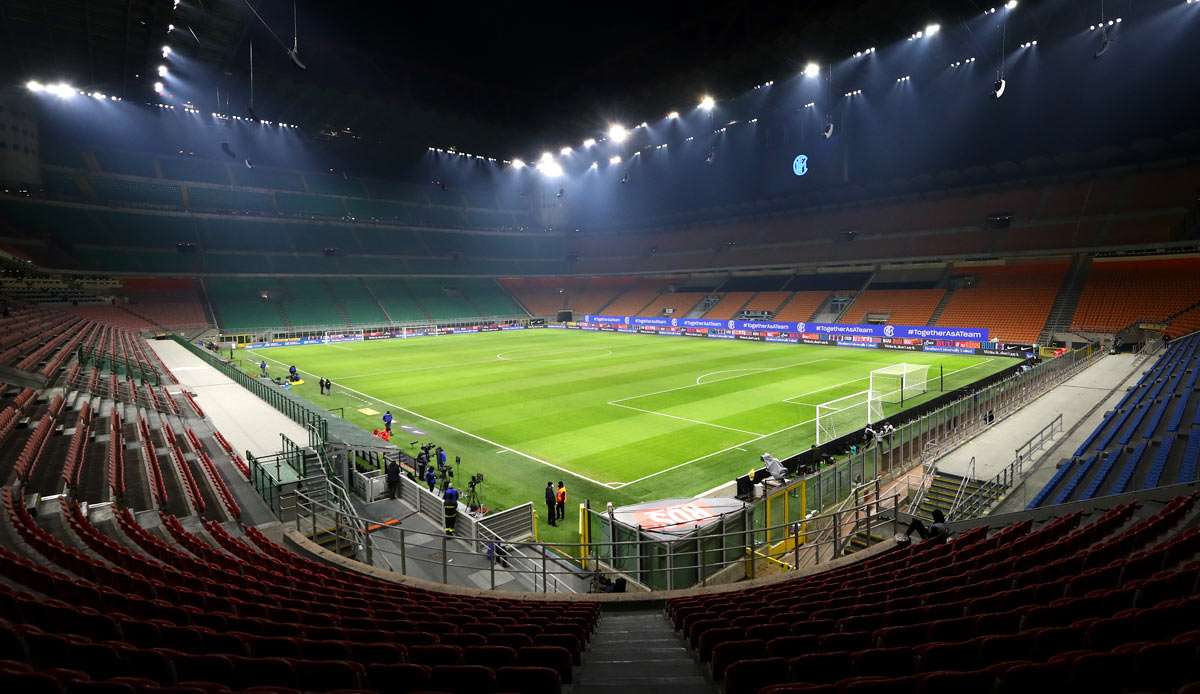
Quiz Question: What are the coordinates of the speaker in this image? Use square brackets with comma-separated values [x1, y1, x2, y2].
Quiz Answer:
[556, 310, 573, 323]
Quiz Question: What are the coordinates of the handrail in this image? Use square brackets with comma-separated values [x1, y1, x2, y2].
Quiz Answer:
[953, 413, 1066, 520]
[282, 486, 902, 592]
[947, 456, 975, 521]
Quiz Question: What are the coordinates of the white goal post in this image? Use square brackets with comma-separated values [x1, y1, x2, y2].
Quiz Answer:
[869, 363, 931, 405]
[816, 390, 884, 445]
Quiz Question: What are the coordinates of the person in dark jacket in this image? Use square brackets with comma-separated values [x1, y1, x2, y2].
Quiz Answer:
[545, 482, 557, 527]
[385, 460, 401, 499]
[906, 509, 950, 542]
[425, 466, 437, 493]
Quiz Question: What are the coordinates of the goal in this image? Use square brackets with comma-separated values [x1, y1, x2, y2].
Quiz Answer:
[816, 390, 884, 445]
[869, 363, 931, 405]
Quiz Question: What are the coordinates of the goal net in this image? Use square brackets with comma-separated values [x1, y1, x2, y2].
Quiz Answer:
[869, 363, 931, 405]
[816, 390, 884, 445]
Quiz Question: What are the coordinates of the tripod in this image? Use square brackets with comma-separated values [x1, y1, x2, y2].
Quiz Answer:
[465, 482, 482, 512]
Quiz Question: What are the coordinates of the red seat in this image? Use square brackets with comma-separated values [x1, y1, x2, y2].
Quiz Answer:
[365, 662, 431, 693]
[917, 669, 995, 694]
[406, 644, 462, 666]
[495, 665, 560, 694]
[516, 646, 572, 684]
[767, 635, 818, 659]
[854, 647, 915, 677]
[288, 659, 364, 691]
[723, 656, 790, 694]
[428, 664, 495, 694]
[463, 645, 517, 669]
[788, 652, 852, 684]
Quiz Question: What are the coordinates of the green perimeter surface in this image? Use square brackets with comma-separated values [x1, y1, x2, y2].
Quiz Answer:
[234, 329, 1016, 544]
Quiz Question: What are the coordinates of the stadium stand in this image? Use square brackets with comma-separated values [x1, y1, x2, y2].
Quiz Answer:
[498, 277, 575, 317]
[936, 261, 1071, 344]
[1028, 332, 1200, 507]
[639, 291, 707, 317]
[602, 280, 672, 317]
[704, 292, 756, 319]
[840, 289, 946, 326]
[774, 291, 835, 322]
[1072, 257, 1200, 334]
[668, 492, 1200, 694]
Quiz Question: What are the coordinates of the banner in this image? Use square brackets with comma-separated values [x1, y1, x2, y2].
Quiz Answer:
[582, 315, 988, 341]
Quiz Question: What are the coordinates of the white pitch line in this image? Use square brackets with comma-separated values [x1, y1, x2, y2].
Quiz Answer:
[780, 357, 997, 404]
[695, 367, 772, 385]
[608, 400, 765, 436]
[248, 350, 618, 489]
[610, 357, 833, 405]
[612, 357, 1001, 490]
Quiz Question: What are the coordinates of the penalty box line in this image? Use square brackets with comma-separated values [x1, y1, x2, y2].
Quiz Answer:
[248, 350, 624, 490]
[780, 358, 998, 405]
[612, 357, 999, 490]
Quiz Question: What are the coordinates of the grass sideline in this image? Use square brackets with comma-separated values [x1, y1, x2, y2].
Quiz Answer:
[232, 329, 1016, 544]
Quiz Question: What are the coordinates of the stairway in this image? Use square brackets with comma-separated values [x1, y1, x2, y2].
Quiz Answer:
[916, 470, 1004, 522]
[926, 286, 957, 325]
[573, 609, 717, 694]
[1038, 255, 1091, 344]
[359, 278, 394, 325]
[321, 280, 352, 328]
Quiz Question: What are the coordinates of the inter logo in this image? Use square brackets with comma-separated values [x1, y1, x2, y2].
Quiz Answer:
[792, 154, 809, 176]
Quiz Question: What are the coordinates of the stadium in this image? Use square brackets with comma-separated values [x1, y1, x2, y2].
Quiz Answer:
[0, 0, 1198, 692]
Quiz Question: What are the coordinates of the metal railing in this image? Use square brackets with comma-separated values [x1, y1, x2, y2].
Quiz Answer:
[282, 487, 902, 593]
[173, 335, 328, 441]
[947, 457, 976, 521]
[953, 413, 1065, 520]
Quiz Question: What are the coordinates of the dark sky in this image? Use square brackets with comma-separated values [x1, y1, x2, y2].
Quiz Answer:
[238, 0, 986, 153]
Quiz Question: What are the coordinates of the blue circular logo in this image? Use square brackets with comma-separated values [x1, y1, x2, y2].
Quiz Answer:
[792, 154, 809, 176]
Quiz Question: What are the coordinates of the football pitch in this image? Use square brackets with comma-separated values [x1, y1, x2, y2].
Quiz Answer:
[237, 329, 1016, 542]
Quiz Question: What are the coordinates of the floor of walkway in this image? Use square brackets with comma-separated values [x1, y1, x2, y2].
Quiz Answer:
[935, 353, 1142, 481]
[148, 339, 309, 458]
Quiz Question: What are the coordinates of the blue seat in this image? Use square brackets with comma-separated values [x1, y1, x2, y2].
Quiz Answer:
[1142, 437, 1175, 489]
[1177, 427, 1200, 484]
[1053, 454, 1097, 505]
[1081, 449, 1121, 501]
[1110, 440, 1148, 495]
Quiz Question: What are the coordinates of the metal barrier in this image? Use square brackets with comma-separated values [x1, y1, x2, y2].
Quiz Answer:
[282, 488, 902, 593]
[172, 335, 328, 441]
[953, 413, 1065, 519]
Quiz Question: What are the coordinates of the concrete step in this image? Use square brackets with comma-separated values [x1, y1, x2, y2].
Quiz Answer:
[576, 609, 718, 694]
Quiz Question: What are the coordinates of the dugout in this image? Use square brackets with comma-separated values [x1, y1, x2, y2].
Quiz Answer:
[585, 497, 749, 591]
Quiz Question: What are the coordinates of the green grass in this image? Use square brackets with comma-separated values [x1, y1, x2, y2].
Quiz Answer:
[235, 329, 1017, 544]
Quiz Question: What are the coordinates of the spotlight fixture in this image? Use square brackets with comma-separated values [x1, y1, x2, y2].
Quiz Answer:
[540, 152, 554, 162]
[582, 138, 596, 148]
[161, 45, 171, 57]
[699, 95, 715, 110]
[589, 162, 598, 170]
[25, 80, 43, 92]
[607, 124, 629, 143]
[559, 146, 573, 156]
[157, 65, 168, 77]
[803, 62, 820, 78]
[925, 23, 941, 36]
[843, 89, 862, 97]
[1020, 40, 1038, 48]
[536, 158, 564, 178]
[638, 121, 648, 128]
[803, 102, 815, 109]
[609, 155, 622, 165]
[666, 111, 680, 120]
[896, 75, 911, 82]
[853, 47, 875, 57]
[1006, 0, 1018, 7]
[153, 81, 164, 94]
[511, 158, 526, 170]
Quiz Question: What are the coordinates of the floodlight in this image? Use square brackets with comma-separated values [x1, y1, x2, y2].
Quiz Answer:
[638, 121, 648, 128]
[992, 79, 1007, 98]
[511, 158, 526, 169]
[153, 81, 164, 94]
[582, 137, 596, 148]
[157, 65, 168, 77]
[589, 162, 598, 170]
[699, 95, 715, 110]
[537, 159, 564, 178]
[168, 23, 175, 31]
[607, 124, 628, 143]
[667, 111, 680, 120]
[25, 80, 43, 93]
[609, 155, 622, 165]
[1006, 0, 1018, 8]
[540, 151, 554, 162]
[925, 23, 941, 36]
[803, 62, 820, 78]
[162, 45, 171, 57]
[47, 82, 76, 99]
[559, 146, 573, 156]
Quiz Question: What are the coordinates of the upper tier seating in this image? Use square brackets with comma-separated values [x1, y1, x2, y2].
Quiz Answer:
[937, 261, 1071, 343]
[1072, 257, 1200, 333]
[666, 493, 1200, 694]
[840, 289, 946, 326]
[1028, 333, 1200, 507]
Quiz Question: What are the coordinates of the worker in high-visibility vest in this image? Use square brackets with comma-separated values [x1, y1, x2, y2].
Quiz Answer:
[555, 481, 567, 521]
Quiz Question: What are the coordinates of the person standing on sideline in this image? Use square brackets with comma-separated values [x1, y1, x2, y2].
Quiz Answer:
[385, 459, 401, 499]
[259, 360, 268, 378]
[325, 378, 333, 395]
[555, 481, 567, 521]
[545, 482, 557, 527]
[425, 466, 437, 493]
[382, 411, 393, 434]
[436, 446, 447, 470]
